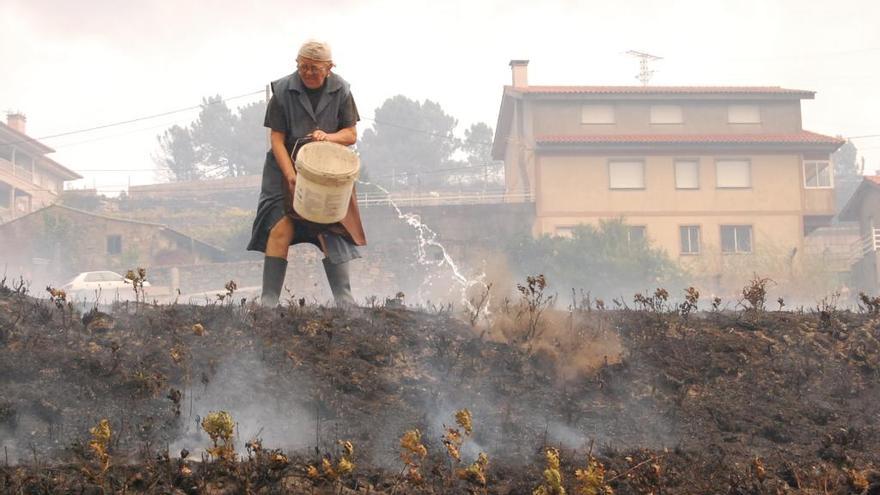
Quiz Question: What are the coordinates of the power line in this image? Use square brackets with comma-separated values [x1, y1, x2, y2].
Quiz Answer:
[0, 90, 265, 148]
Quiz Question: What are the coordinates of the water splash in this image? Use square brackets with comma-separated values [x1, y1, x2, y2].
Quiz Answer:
[358, 181, 491, 318]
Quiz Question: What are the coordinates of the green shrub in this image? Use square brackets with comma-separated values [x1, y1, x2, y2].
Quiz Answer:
[505, 218, 683, 299]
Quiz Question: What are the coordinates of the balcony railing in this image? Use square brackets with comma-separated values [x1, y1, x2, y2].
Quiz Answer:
[358, 190, 534, 208]
[808, 228, 880, 271]
[1, 158, 37, 184]
[855, 229, 880, 258]
[14, 165, 33, 183]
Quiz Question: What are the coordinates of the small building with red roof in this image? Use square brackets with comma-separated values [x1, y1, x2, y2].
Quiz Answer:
[492, 60, 845, 283]
[839, 176, 880, 290]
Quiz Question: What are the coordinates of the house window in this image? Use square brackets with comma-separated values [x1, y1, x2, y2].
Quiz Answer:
[804, 160, 832, 188]
[675, 160, 700, 189]
[609, 160, 645, 189]
[107, 235, 122, 255]
[627, 226, 646, 245]
[581, 105, 615, 124]
[680, 226, 701, 254]
[650, 105, 683, 124]
[721, 225, 752, 253]
[716, 160, 751, 188]
[728, 104, 761, 124]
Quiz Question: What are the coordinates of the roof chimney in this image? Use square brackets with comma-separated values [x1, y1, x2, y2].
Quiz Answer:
[509, 59, 529, 88]
[6, 112, 26, 134]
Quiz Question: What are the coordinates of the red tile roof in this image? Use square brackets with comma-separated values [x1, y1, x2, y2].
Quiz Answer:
[536, 131, 844, 145]
[512, 86, 814, 97]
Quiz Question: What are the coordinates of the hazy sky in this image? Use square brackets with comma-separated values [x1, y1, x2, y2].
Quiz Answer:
[2, 0, 879, 193]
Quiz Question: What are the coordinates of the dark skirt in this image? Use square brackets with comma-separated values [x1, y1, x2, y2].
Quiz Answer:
[247, 151, 361, 265]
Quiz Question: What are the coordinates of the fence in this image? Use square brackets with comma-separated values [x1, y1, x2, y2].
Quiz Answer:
[358, 190, 534, 208]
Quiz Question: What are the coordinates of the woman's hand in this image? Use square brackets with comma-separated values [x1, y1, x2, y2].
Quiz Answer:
[309, 129, 328, 141]
[308, 127, 356, 145]
[284, 170, 297, 198]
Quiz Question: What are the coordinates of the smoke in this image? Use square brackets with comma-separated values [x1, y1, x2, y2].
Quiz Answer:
[169, 351, 315, 457]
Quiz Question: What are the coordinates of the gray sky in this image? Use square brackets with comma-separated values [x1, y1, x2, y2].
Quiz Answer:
[2, 0, 879, 193]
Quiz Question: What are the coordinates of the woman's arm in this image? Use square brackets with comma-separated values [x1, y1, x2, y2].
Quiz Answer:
[271, 130, 298, 198]
[271, 130, 296, 179]
[309, 125, 357, 146]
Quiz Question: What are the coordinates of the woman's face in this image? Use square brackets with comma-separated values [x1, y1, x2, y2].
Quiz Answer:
[297, 57, 332, 89]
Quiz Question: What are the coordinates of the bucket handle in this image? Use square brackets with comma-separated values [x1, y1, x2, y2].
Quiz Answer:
[290, 136, 314, 170]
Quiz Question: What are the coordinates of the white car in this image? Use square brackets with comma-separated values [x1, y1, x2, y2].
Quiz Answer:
[60, 271, 151, 304]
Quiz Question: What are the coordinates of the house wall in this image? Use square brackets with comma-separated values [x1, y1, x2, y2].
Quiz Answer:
[536, 153, 803, 216]
[530, 99, 803, 135]
[532, 151, 836, 273]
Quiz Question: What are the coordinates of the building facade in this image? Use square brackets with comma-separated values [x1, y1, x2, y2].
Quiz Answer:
[0, 113, 82, 222]
[492, 60, 844, 277]
[0, 204, 225, 287]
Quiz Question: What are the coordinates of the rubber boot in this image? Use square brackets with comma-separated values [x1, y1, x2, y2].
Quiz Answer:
[261, 256, 288, 306]
[323, 258, 355, 307]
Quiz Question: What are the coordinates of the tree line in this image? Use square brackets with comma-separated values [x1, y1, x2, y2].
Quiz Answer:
[156, 95, 502, 190]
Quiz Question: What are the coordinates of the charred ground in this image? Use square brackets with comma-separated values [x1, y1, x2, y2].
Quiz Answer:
[1, 280, 879, 494]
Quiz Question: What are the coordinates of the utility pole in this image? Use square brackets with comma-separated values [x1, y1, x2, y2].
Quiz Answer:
[626, 51, 662, 86]
[265, 84, 271, 149]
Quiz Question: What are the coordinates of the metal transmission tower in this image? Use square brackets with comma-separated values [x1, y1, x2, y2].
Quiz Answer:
[626, 50, 662, 86]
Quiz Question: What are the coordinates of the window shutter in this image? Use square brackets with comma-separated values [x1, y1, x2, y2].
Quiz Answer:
[581, 105, 615, 124]
[716, 160, 750, 188]
[609, 161, 645, 189]
[651, 105, 683, 124]
[675, 160, 699, 189]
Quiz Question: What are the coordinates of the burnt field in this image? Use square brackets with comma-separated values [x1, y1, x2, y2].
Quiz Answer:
[1, 280, 880, 494]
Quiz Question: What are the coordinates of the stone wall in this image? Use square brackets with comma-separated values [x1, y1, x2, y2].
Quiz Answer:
[148, 201, 536, 304]
[149, 245, 399, 304]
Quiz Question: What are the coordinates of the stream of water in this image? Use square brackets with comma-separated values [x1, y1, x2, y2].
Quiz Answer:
[357, 181, 491, 317]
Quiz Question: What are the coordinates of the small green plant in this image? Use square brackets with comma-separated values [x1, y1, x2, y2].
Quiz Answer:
[516, 275, 556, 344]
[307, 440, 356, 486]
[466, 282, 493, 328]
[124, 267, 148, 306]
[442, 409, 473, 462]
[741, 274, 773, 311]
[201, 411, 235, 461]
[45, 286, 72, 328]
[574, 453, 613, 495]
[398, 429, 428, 485]
[457, 452, 489, 493]
[633, 287, 669, 313]
[678, 287, 700, 319]
[858, 292, 880, 314]
[46, 286, 66, 308]
[217, 280, 237, 304]
[89, 418, 112, 474]
[533, 447, 565, 495]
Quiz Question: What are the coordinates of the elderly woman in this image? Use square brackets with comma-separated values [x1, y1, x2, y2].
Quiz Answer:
[247, 40, 366, 306]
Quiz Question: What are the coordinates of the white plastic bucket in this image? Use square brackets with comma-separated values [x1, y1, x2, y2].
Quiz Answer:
[292, 141, 360, 224]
